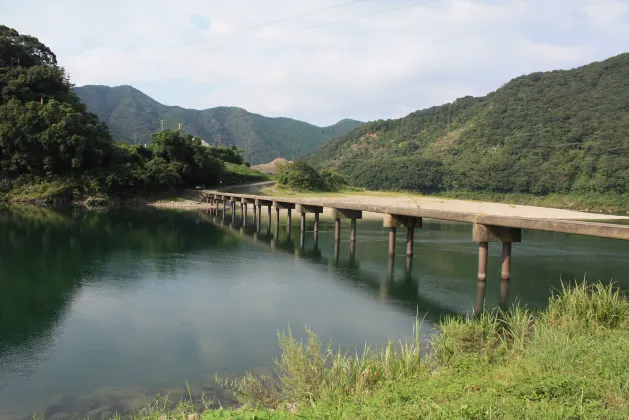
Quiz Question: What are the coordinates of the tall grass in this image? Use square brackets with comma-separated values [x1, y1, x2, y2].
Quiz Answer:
[76, 281, 628, 419]
[217, 280, 628, 415]
[545, 281, 628, 330]
[219, 318, 424, 409]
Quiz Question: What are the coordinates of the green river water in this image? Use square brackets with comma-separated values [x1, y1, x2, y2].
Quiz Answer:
[1, 205, 628, 419]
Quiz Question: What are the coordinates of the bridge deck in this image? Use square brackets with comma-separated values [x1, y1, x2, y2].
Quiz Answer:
[207, 192, 629, 241]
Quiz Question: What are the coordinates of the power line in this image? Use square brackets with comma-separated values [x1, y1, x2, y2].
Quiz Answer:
[260, 0, 442, 37]
[182, 0, 373, 46]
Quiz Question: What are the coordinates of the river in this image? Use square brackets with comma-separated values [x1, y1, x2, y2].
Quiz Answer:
[1, 205, 628, 419]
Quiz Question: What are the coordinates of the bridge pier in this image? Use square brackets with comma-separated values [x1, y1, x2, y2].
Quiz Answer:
[332, 209, 362, 243]
[296, 204, 324, 246]
[388, 227, 396, 256]
[472, 224, 521, 313]
[384, 215, 422, 257]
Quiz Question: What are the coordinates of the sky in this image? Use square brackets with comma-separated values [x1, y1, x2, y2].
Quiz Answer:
[3, 0, 629, 126]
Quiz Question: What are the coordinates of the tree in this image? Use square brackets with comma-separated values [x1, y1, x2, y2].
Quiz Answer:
[0, 25, 57, 68]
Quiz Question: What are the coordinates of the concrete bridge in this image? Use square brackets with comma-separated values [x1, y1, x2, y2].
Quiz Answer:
[202, 191, 629, 311]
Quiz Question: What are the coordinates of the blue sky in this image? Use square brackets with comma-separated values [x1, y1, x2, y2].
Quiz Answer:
[3, 0, 629, 125]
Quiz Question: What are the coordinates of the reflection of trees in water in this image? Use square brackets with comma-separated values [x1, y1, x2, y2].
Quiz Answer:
[0, 206, 237, 367]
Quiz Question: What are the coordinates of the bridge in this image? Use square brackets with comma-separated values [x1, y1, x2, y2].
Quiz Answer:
[202, 191, 629, 311]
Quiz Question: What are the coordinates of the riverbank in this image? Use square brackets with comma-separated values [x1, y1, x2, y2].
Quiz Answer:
[126, 282, 629, 419]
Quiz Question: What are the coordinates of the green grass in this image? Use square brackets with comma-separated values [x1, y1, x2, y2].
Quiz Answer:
[34, 281, 629, 419]
[432, 190, 629, 214]
[222, 163, 269, 186]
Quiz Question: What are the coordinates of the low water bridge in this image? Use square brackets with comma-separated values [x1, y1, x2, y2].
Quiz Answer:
[203, 191, 629, 310]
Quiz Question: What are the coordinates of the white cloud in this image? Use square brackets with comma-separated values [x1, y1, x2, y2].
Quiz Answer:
[3, 0, 628, 125]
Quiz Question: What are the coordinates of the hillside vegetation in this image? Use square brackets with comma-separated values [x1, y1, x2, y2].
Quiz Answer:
[74, 85, 362, 164]
[309, 53, 629, 201]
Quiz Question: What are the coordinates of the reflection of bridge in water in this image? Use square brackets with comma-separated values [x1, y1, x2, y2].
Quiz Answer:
[202, 208, 503, 318]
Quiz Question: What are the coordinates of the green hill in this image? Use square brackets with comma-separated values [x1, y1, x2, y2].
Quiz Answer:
[74, 85, 362, 165]
[308, 53, 629, 198]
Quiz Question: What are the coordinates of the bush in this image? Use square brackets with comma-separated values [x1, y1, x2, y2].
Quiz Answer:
[276, 161, 326, 191]
[320, 168, 348, 191]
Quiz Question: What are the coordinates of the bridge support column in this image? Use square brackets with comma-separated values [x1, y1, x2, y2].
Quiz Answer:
[332, 209, 362, 243]
[384, 215, 421, 257]
[388, 227, 396, 256]
[473, 224, 521, 312]
[501, 242, 512, 309]
[287, 209, 292, 228]
[350, 219, 357, 242]
[243, 203, 248, 227]
[275, 207, 280, 227]
[314, 213, 320, 232]
[406, 228, 414, 257]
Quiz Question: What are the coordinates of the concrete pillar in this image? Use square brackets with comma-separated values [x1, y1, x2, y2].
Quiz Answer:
[314, 213, 320, 232]
[406, 227, 415, 257]
[300, 213, 306, 234]
[501, 242, 512, 282]
[313, 230, 319, 250]
[257, 205, 262, 230]
[388, 227, 397, 256]
[243, 203, 248, 227]
[287, 208, 292, 228]
[253, 204, 257, 221]
[478, 242, 488, 283]
[275, 207, 280, 227]
[222, 201, 226, 218]
[334, 218, 341, 242]
[267, 206, 272, 227]
[334, 240, 340, 263]
[475, 242, 489, 313]
[350, 219, 357, 242]
[500, 242, 512, 309]
[300, 213, 306, 249]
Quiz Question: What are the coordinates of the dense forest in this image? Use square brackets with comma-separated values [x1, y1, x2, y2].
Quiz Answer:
[74, 85, 362, 164]
[309, 53, 629, 197]
[0, 25, 259, 202]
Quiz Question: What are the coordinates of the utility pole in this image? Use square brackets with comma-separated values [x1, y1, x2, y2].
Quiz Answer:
[177, 121, 182, 135]
[159, 117, 165, 132]
[11, 58, 20, 68]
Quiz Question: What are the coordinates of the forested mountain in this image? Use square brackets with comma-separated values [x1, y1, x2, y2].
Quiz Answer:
[74, 85, 362, 164]
[309, 53, 629, 196]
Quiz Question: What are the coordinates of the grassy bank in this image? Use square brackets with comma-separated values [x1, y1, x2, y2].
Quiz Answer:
[432, 190, 629, 214]
[260, 186, 629, 214]
[103, 281, 629, 419]
[1, 164, 267, 206]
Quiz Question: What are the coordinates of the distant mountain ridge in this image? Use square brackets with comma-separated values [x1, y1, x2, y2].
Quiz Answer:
[74, 85, 361, 164]
[308, 53, 629, 197]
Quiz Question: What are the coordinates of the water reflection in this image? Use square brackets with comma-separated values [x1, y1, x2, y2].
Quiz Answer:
[3, 204, 629, 420]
